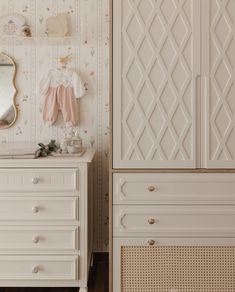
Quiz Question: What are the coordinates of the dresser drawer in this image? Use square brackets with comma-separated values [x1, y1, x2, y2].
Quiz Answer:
[0, 197, 78, 224]
[0, 168, 78, 193]
[113, 173, 235, 204]
[114, 206, 235, 237]
[0, 226, 78, 253]
[0, 255, 78, 280]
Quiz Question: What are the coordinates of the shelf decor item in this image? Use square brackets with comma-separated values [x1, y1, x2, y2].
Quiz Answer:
[0, 14, 27, 36]
[20, 25, 32, 37]
[46, 13, 68, 37]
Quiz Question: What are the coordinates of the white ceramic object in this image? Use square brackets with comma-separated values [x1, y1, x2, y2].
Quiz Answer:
[0, 14, 26, 36]
[46, 13, 68, 37]
[67, 131, 83, 154]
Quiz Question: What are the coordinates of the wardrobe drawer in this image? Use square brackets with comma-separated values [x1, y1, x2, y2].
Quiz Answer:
[0, 168, 78, 193]
[0, 255, 78, 280]
[0, 226, 78, 252]
[113, 206, 235, 237]
[0, 197, 78, 224]
[114, 238, 235, 292]
[113, 173, 235, 204]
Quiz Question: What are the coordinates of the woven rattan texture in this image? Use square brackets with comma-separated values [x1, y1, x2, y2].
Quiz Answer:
[121, 246, 235, 292]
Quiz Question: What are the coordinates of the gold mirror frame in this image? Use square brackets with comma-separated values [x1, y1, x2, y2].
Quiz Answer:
[0, 53, 18, 130]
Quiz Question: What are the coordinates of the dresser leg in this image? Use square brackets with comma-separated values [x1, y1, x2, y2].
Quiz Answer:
[79, 287, 88, 292]
[90, 253, 94, 267]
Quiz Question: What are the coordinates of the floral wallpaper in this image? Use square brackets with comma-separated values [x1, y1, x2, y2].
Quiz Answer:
[0, 0, 110, 251]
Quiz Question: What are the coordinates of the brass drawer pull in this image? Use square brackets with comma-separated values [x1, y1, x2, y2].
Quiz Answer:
[148, 218, 156, 225]
[148, 239, 155, 246]
[148, 186, 156, 192]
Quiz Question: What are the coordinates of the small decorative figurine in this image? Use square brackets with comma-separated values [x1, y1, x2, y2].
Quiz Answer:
[0, 14, 27, 36]
[60, 139, 68, 154]
[58, 128, 84, 155]
[67, 130, 83, 154]
[20, 25, 32, 37]
[60, 129, 73, 154]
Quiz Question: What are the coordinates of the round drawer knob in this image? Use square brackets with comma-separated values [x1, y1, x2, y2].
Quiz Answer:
[148, 218, 156, 225]
[32, 206, 39, 214]
[32, 236, 40, 244]
[32, 177, 39, 184]
[148, 240, 155, 246]
[32, 266, 39, 274]
[148, 186, 156, 192]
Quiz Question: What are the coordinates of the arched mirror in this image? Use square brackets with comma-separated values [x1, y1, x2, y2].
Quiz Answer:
[0, 53, 17, 129]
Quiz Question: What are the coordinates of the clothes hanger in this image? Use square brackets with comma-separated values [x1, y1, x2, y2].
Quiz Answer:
[58, 54, 72, 69]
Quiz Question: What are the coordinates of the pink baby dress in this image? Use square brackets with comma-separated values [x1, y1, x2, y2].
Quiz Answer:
[40, 68, 85, 126]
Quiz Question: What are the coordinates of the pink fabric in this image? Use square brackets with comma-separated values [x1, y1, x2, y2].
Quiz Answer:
[43, 85, 80, 126]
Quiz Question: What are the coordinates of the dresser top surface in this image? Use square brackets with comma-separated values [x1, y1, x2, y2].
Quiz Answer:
[0, 147, 96, 167]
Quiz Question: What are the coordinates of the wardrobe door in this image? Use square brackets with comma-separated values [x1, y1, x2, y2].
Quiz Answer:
[113, 0, 200, 169]
[203, 0, 235, 168]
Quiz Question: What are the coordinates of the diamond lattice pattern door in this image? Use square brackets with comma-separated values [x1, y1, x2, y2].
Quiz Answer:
[205, 0, 235, 168]
[113, 0, 200, 168]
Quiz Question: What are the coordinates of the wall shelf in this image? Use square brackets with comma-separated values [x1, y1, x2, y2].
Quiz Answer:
[0, 36, 80, 46]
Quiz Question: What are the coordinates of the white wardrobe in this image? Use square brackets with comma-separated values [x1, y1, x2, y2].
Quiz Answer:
[111, 0, 235, 291]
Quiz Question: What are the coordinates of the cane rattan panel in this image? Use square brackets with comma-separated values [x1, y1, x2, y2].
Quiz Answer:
[121, 246, 235, 292]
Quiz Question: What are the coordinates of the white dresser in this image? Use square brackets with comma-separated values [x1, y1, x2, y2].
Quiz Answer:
[0, 148, 95, 292]
[111, 0, 235, 291]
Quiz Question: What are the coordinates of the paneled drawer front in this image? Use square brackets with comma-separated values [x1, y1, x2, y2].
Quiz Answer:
[0, 226, 78, 251]
[114, 206, 235, 237]
[0, 255, 78, 280]
[0, 197, 78, 223]
[0, 168, 78, 193]
[113, 173, 235, 204]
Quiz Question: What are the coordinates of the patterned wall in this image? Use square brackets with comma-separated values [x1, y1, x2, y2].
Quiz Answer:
[0, 0, 110, 251]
